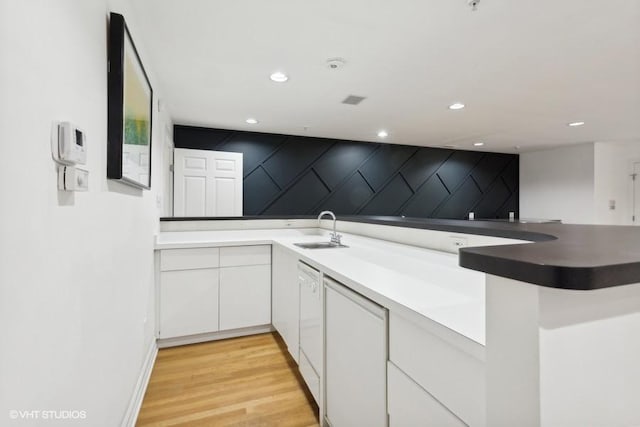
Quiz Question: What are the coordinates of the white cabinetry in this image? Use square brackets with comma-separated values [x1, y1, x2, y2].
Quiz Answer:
[160, 268, 219, 338]
[159, 248, 220, 339]
[271, 244, 300, 362]
[160, 247, 220, 271]
[324, 278, 388, 427]
[389, 312, 485, 427]
[220, 245, 270, 267]
[388, 362, 465, 427]
[156, 237, 482, 426]
[219, 245, 271, 331]
[219, 265, 271, 330]
[158, 245, 271, 341]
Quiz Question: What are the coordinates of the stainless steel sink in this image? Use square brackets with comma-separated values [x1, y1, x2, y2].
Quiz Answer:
[294, 242, 349, 249]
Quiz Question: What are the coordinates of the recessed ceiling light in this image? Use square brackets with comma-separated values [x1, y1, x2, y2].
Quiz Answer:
[568, 121, 585, 127]
[245, 118, 258, 124]
[474, 142, 484, 146]
[377, 130, 388, 138]
[270, 72, 288, 83]
[449, 103, 465, 110]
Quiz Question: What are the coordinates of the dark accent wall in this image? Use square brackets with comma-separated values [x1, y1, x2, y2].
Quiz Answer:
[174, 126, 519, 219]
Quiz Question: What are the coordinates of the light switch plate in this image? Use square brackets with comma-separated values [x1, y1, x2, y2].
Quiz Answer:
[58, 166, 88, 191]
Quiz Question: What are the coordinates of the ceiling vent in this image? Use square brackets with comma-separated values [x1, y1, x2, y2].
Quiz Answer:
[342, 95, 366, 105]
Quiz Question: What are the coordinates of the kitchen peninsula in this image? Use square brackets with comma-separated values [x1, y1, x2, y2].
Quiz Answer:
[156, 216, 640, 427]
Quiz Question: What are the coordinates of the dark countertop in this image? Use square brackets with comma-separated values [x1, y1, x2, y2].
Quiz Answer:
[160, 216, 640, 290]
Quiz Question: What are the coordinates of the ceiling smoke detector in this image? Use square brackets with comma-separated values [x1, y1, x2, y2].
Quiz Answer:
[468, 0, 480, 11]
[327, 58, 346, 70]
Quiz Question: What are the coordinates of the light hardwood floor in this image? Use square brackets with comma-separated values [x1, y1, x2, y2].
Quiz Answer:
[136, 333, 319, 427]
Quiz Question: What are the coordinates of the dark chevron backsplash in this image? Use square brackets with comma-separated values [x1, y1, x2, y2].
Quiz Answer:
[174, 126, 519, 219]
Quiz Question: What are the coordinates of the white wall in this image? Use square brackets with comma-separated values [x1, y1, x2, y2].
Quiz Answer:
[520, 143, 596, 224]
[520, 142, 640, 225]
[594, 142, 640, 225]
[0, 1, 170, 425]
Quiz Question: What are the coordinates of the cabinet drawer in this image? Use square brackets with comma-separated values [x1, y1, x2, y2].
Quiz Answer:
[160, 248, 219, 271]
[220, 245, 271, 267]
[388, 361, 465, 427]
[389, 312, 484, 426]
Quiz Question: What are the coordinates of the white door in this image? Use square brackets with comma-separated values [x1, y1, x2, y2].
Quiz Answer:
[163, 126, 174, 217]
[634, 162, 640, 224]
[173, 148, 243, 217]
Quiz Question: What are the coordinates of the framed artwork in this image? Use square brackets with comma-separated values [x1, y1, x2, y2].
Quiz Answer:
[107, 12, 153, 189]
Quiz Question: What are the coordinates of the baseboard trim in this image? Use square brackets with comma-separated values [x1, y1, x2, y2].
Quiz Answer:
[157, 324, 274, 348]
[121, 341, 158, 427]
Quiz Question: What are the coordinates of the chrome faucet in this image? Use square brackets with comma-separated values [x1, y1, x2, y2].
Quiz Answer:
[317, 211, 342, 245]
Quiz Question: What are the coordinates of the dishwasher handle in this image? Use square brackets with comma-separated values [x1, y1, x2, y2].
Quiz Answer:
[323, 277, 385, 318]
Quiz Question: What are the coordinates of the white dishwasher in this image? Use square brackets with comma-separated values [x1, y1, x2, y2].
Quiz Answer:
[298, 261, 322, 404]
[325, 277, 388, 427]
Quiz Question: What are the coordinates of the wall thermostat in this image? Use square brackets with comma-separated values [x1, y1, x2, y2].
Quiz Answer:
[54, 122, 87, 165]
[51, 121, 89, 192]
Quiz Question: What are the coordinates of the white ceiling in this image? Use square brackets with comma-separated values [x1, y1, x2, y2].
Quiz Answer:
[131, 0, 640, 153]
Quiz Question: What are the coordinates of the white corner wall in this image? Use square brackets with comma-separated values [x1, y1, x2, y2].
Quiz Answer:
[520, 143, 596, 224]
[0, 1, 170, 425]
[520, 142, 640, 226]
[594, 142, 640, 225]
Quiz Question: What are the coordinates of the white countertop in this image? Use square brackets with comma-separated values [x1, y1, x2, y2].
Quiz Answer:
[156, 228, 486, 345]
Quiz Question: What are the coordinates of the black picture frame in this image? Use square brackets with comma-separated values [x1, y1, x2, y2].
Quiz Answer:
[107, 12, 153, 190]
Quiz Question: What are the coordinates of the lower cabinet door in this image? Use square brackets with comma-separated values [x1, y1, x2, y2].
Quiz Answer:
[219, 265, 271, 330]
[159, 268, 219, 338]
[388, 362, 466, 427]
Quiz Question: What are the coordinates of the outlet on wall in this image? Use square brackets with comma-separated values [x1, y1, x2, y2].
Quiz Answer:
[447, 236, 468, 253]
